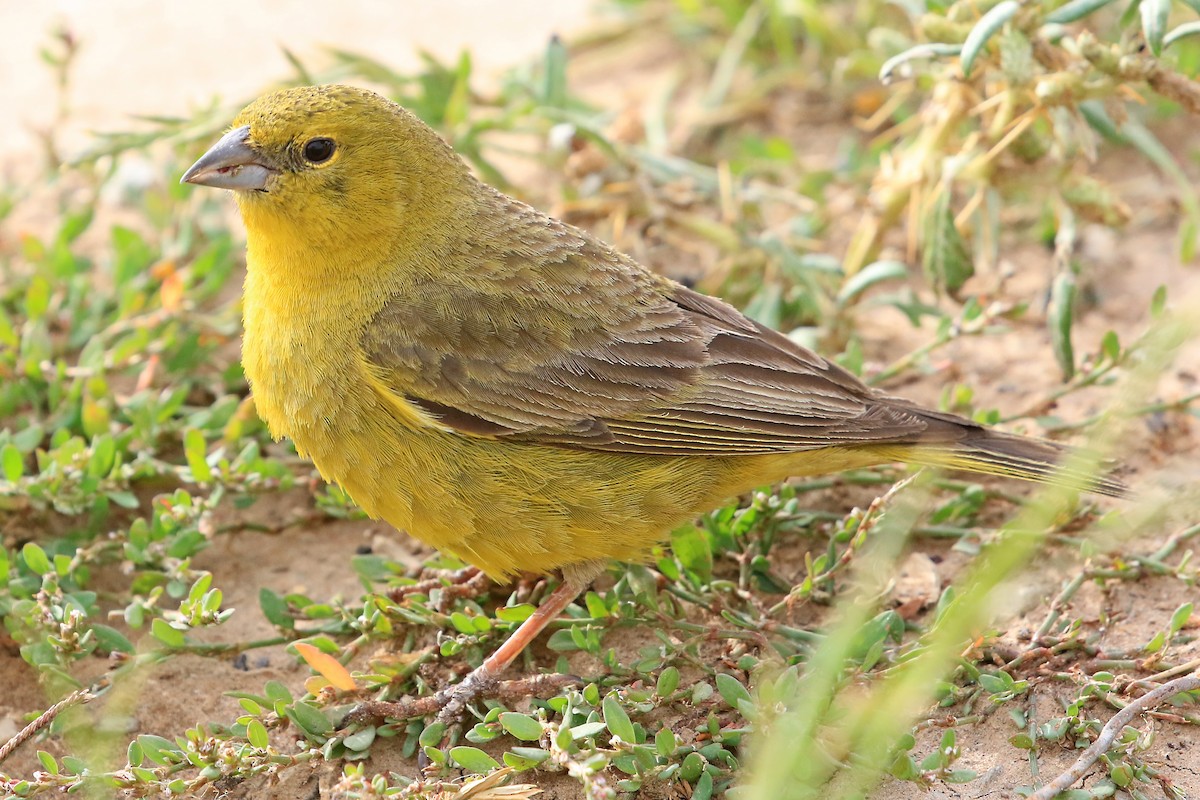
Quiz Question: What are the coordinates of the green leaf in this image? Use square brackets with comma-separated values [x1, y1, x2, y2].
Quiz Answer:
[1151, 285, 1168, 318]
[570, 721, 607, 740]
[655, 727, 677, 756]
[1049, 270, 1077, 380]
[21, 542, 51, 575]
[890, 753, 919, 780]
[546, 628, 582, 652]
[467, 721, 501, 744]
[505, 747, 551, 769]
[259, 588, 294, 630]
[246, 719, 269, 749]
[499, 712, 544, 742]
[978, 673, 1008, 694]
[944, 769, 979, 784]
[131, 766, 158, 782]
[1101, 330, 1121, 362]
[91, 624, 134, 654]
[1010, 733, 1035, 749]
[541, 34, 569, 109]
[25, 276, 50, 320]
[743, 282, 783, 329]
[656, 666, 680, 697]
[1044, 0, 1118, 24]
[287, 701, 333, 738]
[450, 611, 477, 634]
[57, 209, 94, 245]
[1169, 602, 1193, 634]
[137, 734, 182, 765]
[419, 722, 446, 747]
[584, 591, 609, 619]
[715, 673, 752, 709]
[37, 750, 58, 774]
[837, 260, 908, 305]
[879, 43, 963, 83]
[922, 191, 973, 295]
[87, 434, 115, 477]
[961, 1, 1020, 77]
[450, 746, 500, 774]
[106, 491, 140, 509]
[183, 428, 212, 483]
[671, 524, 713, 579]
[603, 694, 637, 743]
[1, 444, 23, 481]
[1164, 20, 1200, 49]
[342, 726, 377, 752]
[264, 681, 294, 704]
[281, 46, 314, 84]
[496, 604, 535, 623]
[1141, 0, 1170, 55]
[151, 619, 186, 648]
[13, 424, 44, 452]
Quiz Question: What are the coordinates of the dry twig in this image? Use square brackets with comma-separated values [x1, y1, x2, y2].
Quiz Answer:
[0, 682, 104, 765]
[1029, 674, 1200, 800]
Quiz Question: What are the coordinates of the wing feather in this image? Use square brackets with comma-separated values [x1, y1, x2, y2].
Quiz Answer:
[360, 191, 968, 456]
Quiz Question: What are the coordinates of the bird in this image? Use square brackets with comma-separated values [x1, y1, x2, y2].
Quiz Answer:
[181, 83, 1122, 723]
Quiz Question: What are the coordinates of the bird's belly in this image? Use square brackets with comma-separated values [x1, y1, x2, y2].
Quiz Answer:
[338, 429, 685, 577]
[295, 412, 753, 579]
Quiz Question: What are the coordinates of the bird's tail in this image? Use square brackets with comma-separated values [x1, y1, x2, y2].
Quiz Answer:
[878, 431, 1127, 498]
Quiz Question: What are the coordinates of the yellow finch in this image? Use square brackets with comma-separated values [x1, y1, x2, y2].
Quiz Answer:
[182, 85, 1120, 718]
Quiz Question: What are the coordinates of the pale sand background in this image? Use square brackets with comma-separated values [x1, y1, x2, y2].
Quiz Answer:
[2, 0, 594, 158]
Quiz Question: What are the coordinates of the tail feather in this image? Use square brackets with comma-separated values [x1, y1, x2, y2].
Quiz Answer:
[882, 432, 1127, 498]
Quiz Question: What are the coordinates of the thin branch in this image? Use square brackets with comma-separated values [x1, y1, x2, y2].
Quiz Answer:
[0, 682, 104, 765]
[1129, 658, 1200, 691]
[1029, 674, 1200, 800]
[338, 672, 579, 728]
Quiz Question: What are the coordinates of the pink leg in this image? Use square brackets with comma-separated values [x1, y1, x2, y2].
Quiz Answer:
[431, 561, 603, 726]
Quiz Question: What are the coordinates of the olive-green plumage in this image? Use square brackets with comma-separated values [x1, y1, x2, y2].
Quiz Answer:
[184, 85, 1120, 581]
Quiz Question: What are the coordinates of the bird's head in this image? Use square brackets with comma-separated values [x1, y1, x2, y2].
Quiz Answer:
[182, 85, 472, 257]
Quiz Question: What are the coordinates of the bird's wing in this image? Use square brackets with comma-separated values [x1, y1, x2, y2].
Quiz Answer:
[361, 207, 963, 456]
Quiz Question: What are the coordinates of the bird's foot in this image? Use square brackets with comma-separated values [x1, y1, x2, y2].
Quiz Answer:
[340, 672, 578, 730]
[418, 669, 579, 769]
[430, 662, 501, 731]
[340, 669, 578, 771]
[343, 567, 596, 770]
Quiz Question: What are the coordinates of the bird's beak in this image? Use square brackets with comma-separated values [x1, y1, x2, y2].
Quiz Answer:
[181, 125, 275, 191]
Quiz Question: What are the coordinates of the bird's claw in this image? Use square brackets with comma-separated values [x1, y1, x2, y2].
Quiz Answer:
[414, 670, 581, 770]
[414, 666, 502, 770]
[430, 666, 499, 730]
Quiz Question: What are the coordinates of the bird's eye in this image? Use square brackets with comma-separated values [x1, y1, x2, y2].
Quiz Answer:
[302, 138, 336, 164]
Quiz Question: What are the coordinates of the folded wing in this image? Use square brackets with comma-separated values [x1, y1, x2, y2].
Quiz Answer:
[360, 202, 973, 455]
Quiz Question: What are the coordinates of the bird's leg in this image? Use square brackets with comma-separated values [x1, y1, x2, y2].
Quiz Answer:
[429, 561, 604, 728]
